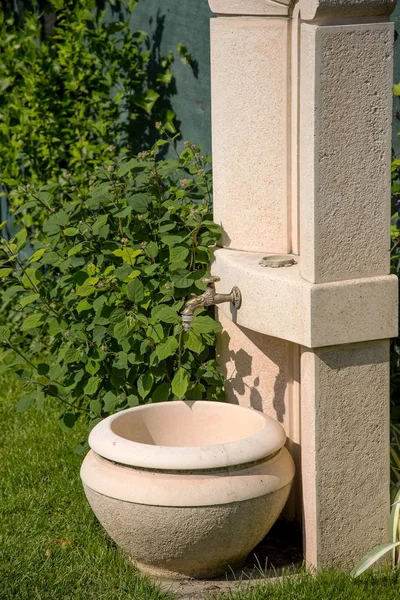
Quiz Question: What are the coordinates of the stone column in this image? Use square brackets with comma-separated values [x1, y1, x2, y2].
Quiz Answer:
[296, 0, 395, 568]
[209, 0, 398, 569]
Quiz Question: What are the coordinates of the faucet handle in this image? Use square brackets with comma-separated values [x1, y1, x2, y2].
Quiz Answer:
[200, 275, 221, 285]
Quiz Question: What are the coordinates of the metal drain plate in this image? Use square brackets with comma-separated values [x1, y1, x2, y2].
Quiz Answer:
[260, 255, 298, 268]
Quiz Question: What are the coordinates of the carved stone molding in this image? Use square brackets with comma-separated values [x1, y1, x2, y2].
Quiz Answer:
[293, 0, 396, 20]
[208, 0, 396, 19]
[208, 0, 291, 16]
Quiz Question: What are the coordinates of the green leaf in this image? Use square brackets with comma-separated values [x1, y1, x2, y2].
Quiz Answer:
[48, 318, 68, 336]
[90, 182, 111, 199]
[127, 394, 140, 407]
[38, 363, 50, 376]
[14, 228, 27, 251]
[351, 542, 400, 577]
[16, 395, 35, 412]
[85, 358, 100, 375]
[394, 83, 400, 96]
[113, 206, 132, 219]
[92, 215, 108, 235]
[160, 108, 177, 134]
[77, 299, 92, 313]
[43, 210, 69, 235]
[162, 234, 187, 246]
[93, 326, 107, 344]
[0, 326, 10, 342]
[191, 315, 221, 334]
[21, 313, 46, 331]
[19, 293, 40, 308]
[114, 351, 128, 370]
[171, 269, 195, 288]
[152, 383, 171, 403]
[126, 278, 144, 303]
[156, 337, 178, 361]
[146, 241, 159, 259]
[76, 277, 99, 297]
[157, 158, 181, 177]
[185, 384, 205, 400]
[169, 261, 187, 272]
[155, 306, 179, 324]
[170, 245, 189, 263]
[75, 442, 89, 455]
[172, 367, 190, 399]
[103, 391, 118, 412]
[184, 330, 204, 354]
[59, 411, 78, 432]
[0, 268, 12, 278]
[126, 269, 141, 281]
[84, 376, 101, 396]
[116, 159, 141, 178]
[127, 193, 150, 213]
[29, 248, 46, 263]
[113, 247, 142, 265]
[135, 89, 160, 113]
[114, 264, 133, 281]
[113, 318, 134, 341]
[137, 372, 154, 399]
[21, 267, 42, 289]
[41, 252, 62, 265]
[64, 227, 79, 236]
[64, 347, 81, 364]
[147, 323, 164, 343]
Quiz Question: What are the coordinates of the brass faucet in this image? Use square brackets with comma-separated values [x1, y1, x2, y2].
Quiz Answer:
[182, 276, 241, 331]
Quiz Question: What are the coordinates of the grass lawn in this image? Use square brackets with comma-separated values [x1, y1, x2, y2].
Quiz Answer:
[0, 370, 172, 600]
[2, 369, 400, 600]
[215, 569, 400, 600]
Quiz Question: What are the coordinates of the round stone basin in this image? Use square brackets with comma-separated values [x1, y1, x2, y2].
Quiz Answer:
[88, 400, 287, 471]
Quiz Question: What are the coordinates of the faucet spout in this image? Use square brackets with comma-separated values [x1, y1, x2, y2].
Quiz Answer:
[181, 276, 241, 332]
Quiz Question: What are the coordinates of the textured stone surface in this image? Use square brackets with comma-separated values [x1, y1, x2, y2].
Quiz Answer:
[301, 341, 390, 568]
[217, 313, 291, 429]
[217, 312, 302, 521]
[296, 0, 396, 20]
[84, 483, 292, 579]
[81, 447, 295, 507]
[299, 22, 394, 283]
[209, 0, 291, 15]
[211, 17, 289, 253]
[212, 248, 398, 347]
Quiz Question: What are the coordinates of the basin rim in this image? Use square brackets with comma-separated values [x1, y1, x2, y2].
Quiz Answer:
[88, 400, 287, 470]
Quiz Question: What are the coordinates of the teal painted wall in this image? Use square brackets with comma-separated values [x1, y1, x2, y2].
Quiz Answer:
[133, 0, 213, 154]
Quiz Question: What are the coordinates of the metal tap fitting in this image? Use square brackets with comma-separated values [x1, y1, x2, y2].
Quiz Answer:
[181, 276, 241, 332]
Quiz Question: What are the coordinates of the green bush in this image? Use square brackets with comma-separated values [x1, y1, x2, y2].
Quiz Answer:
[0, 136, 225, 441]
[0, 0, 176, 229]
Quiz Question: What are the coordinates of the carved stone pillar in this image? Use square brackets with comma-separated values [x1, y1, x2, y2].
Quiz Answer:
[209, 0, 398, 569]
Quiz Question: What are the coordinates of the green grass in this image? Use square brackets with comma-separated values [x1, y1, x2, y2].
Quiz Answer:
[0, 371, 173, 600]
[212, 568, 400, 600]
[3, 371, 400, 600]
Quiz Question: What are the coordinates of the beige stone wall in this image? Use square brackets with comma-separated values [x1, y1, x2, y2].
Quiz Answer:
[299, 22, 393, 284]
[210, 17, 290, 253]
[301, 341, 390, 567]
[217, 311, 302, 521]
